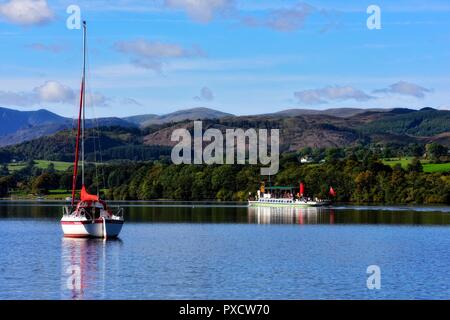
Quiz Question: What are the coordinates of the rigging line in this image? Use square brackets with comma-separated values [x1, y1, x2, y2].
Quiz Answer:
[88, 61, 106, 192]
[91, 108, 106, 196]
[97, 120, 107, 195]
[85, 47, 105, 197]
[81, 20, 87, 187]
[84, 33, 99, 196]
[93, 126, 99, 196]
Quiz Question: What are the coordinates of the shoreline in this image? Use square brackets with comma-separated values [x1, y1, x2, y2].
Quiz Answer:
[1, 199, 450, 213]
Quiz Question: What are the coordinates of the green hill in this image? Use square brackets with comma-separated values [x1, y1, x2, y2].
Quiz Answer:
[359, 108, 450, 137]
[0, 126, 171, 162]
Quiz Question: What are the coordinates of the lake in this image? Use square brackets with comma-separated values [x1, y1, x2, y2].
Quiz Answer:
[0, 201, 449, 300]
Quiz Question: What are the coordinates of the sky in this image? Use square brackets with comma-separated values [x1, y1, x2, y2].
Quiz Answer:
[0, 0, 449, 118]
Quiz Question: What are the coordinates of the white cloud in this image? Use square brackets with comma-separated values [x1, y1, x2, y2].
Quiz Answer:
[294, 85, 375, 105]
[85, 92, 109, 107]
[34, 81, 74, 103]
[114, 39, 204, 72]
[194, 86, 214, 101]
[120, 97, 142, 106]
[164, 0, 234, 23]
[374, 81, 432, 98]
[0, 81, 73, 106]
[294, 90, 326, 105]
[115, 40, 192, 58]
[242, 2, 315, 32]
[26, 42, 65, 53]
[0, 0, 53, 26]
[0, 81, 112, 107]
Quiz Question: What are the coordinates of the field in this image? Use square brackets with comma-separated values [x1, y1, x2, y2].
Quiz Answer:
[382, 157, 450, 173]
[7, 160, 72, 172]
[423, 162, 450, 173]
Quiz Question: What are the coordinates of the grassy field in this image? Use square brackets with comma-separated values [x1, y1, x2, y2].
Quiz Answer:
[46, 189, 72, 199]
[8, 188, 109, 200]
[8, 160, 72, 172]
[423, 162, 450, 173]
[382, 157, 420, 168]
[382, 157, 450, 173]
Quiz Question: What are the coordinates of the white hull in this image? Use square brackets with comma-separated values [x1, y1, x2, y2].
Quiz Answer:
[61, 217, 123, 238]
[248, 200, 330, 207]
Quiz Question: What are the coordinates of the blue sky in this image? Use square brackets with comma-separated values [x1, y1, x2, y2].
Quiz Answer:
[0, 0, 449, 118]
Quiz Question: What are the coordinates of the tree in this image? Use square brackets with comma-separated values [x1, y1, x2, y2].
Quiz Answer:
[59, 172, 72, 190]
[426, 143, 448, 162]
[381, 146, 395, 159]
[0, 164, 9, 176]
[0, 150, 11, 163]
[45, 163, 56, 174]
[408, 143, 424, 157]
[0, 177, 9, 197]
[325, 148, 344, 162]
[298, 147, 312, 157]
[31, 173, 59, 195]
[407, 158, 423, 173]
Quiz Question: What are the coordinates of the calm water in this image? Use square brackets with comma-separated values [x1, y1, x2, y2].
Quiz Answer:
[0, 201, 450, 300]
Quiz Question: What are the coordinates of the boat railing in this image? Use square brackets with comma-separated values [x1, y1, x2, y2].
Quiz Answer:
[114, 207, 124, 219]
[257, 198, 295, 204]
[79, 208, 92, 220]
[62, 206, 70, 216]
[62, 206, 93, 220]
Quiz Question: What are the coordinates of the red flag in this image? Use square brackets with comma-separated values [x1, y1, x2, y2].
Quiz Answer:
[329, 186, 336, 197]
[300, 182, 305, 196]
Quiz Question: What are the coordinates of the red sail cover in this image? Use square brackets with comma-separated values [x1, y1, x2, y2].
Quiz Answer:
[329, 186, 336, 197]
[300, 182, 305, 196]
[81, 185, 99, 202]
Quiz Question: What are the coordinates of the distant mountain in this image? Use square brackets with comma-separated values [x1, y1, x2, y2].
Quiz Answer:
[0, 107, 67, 136]
[0, 107, 136, 147]
[142, 117, 363, 151]
[1, 126, 171, 162]
[143, 107, 450, 150]
[267, 107, 390, 118]
[122, 114, 158, 126]
[2, 106, 450, 153]
[0, 106, 233, 147]
[5, 107, 450, 163]
[359, 107, 450, 136]
[126, 107, 234, 127]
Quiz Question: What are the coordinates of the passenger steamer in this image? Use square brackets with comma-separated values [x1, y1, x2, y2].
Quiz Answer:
[248, 183, 333, 207]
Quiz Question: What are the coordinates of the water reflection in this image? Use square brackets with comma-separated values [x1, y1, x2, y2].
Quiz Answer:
[248, 206, 335, 224]
[248, 206, 450, 225]
[60, 238, 123, 299]
[1, 200, 450, 225]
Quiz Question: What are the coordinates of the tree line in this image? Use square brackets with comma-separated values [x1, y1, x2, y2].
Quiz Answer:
[1, 151, 449, 204]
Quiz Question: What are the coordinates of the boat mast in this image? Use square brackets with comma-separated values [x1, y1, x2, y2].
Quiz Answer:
[70, 21, 87, 207]
[81, 21, 86, 187]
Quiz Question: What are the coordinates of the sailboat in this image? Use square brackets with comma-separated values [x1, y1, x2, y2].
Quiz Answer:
[61, 21, 124, 238]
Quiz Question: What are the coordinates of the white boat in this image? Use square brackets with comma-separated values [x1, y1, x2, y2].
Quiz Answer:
[61, 21, 124, 239]
[61, 195, 123, 238]
[248, 184, 332, 208]
[248, 198, 330, 207]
